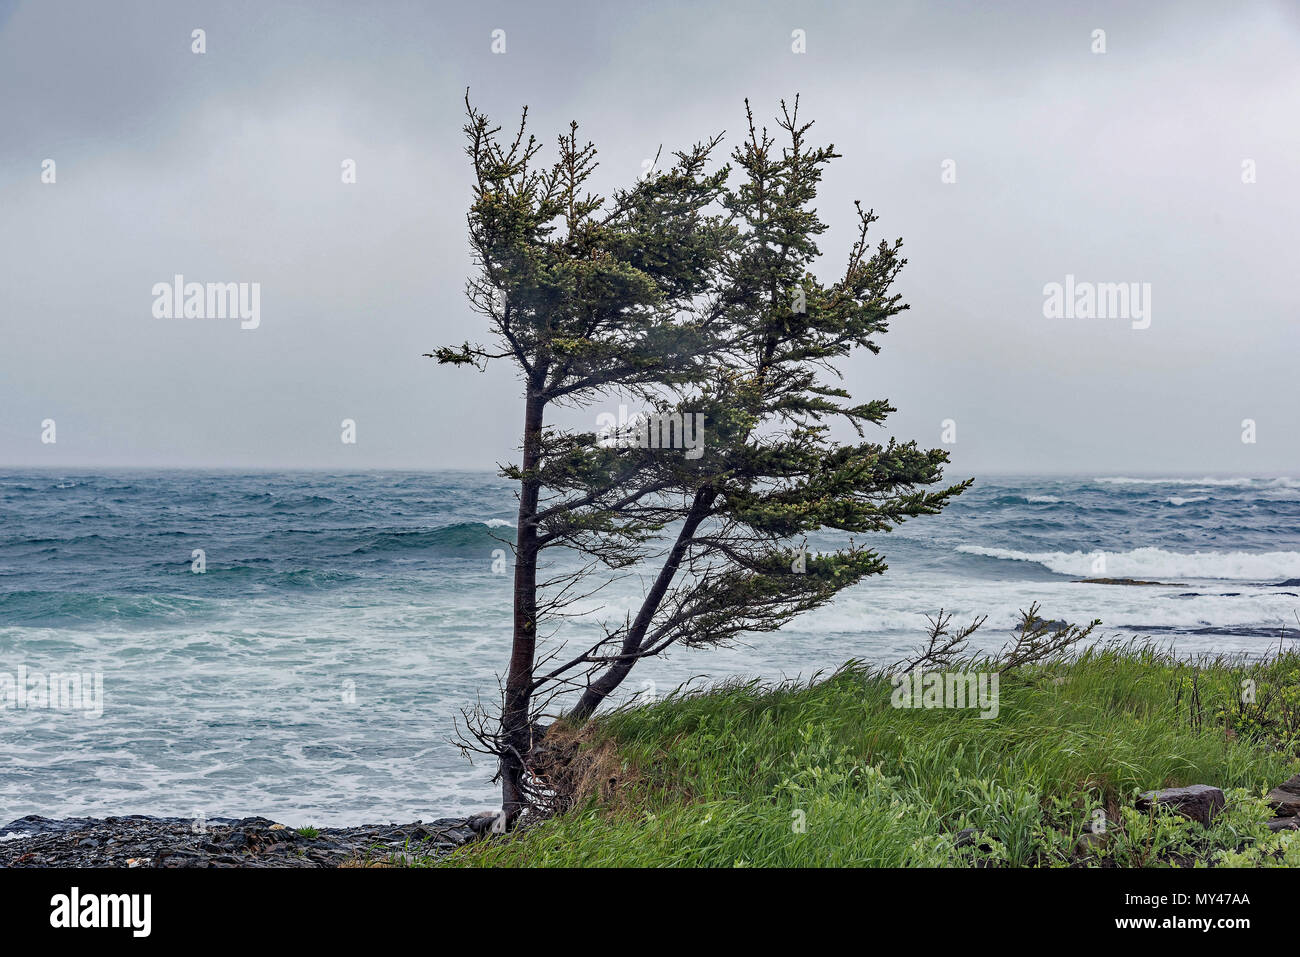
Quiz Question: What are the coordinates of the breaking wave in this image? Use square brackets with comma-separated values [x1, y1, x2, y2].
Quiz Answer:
[957, 545, 1300, 581]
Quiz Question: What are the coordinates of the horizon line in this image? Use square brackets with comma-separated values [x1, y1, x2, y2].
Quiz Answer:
[1, 464, 1296, 479]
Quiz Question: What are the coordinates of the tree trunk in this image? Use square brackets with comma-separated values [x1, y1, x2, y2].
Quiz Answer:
[569, 342, 780, 721]
[569, 489, 713, 720]
[500, 376, 546, 824]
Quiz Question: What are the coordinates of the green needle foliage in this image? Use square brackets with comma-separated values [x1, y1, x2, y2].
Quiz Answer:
[435, 93, 968, 821]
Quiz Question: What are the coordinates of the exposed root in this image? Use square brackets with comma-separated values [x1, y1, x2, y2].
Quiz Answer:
[524, 720, 639, 817]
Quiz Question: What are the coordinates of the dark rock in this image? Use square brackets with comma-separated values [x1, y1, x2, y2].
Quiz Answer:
[1266, 817, 1300, 833]
[1077, 830, 1110, 852]
[0, 813, 481, 868]
[467, 811, 503, 836]
[1266, 775, 1300, 817]
[1073, 578, 1186, 587]
[0, 815, 102, 837]
[156, 849, 207, 867]
[952, 827, 993, 850]
[1136, 785, 1225, 826]
[950, 827, 999, 867]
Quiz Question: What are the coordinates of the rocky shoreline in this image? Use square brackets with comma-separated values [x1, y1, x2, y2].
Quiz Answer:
[0, 813, 493, 868]
[6, 774, 1297, 868]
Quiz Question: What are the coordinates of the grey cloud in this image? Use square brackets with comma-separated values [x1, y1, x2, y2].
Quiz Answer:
[1, 0, 1296, 472]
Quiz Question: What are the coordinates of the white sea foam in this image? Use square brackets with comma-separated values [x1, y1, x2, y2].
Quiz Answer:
[957, 545, 1300, 580]
[7, 470, 1297, 826]
[1027, 495, 1062, 503]
[800, 578, 1300, 636]
[1167, 496, 1208, 506]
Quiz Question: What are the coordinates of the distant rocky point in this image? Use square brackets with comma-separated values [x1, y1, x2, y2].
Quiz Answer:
[1073, 577, 1186, 587]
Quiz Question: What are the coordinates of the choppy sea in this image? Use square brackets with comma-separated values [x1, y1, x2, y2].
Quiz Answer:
[2, 470, 1298, 825]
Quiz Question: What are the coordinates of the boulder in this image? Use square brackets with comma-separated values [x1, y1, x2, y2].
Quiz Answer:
[1265, 774, 1300, 817]
[1135, 785, 1225, 826]
[1077, 830, 1110, 852]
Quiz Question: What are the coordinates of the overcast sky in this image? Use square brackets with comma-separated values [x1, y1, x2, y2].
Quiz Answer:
[2, 0, 1297, 474]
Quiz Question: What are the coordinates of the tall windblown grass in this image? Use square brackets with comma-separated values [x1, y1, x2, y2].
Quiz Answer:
[429, 641, 1300, 867]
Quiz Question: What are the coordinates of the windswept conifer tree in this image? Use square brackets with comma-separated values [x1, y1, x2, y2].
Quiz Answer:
[435, 95, 968, 822]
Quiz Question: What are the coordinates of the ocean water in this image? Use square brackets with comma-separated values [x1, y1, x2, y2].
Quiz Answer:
[2, 470, 1299, 826]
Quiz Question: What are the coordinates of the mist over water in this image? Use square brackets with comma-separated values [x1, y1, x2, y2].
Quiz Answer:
[2, 470, 1297, 825]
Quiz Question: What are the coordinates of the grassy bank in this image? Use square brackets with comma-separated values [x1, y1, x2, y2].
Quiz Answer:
[431, 641, 1300, 868]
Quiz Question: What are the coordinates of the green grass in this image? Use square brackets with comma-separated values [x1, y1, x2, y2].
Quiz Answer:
[295, 826, 320, 839]
[431, 642, 1300, 867]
